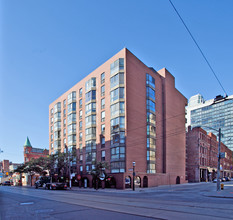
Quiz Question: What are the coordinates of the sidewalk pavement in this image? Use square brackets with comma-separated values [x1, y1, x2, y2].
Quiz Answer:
[201, 183, 233, 199]
[69, 182, 233, 198]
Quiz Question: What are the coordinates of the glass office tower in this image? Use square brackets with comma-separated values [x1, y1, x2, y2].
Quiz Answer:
[186, 94, 233, 151]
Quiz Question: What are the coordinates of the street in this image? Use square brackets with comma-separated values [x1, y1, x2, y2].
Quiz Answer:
[1, 182, 233, 220]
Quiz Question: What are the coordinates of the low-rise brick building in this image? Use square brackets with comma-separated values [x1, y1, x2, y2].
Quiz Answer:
[186, 126, 233, 182]
[24, 137, 49, 163]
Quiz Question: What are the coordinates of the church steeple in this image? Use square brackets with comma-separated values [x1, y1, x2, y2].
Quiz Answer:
[24, 136, 32, 147]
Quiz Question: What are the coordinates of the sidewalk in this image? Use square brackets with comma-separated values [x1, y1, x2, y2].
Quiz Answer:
[201, 183, 233, 198]
[69, 182, 233, 198]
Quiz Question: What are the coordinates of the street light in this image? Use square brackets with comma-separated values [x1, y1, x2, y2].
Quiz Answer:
[193, 126, 222, 191]
[132, 162, 136, 191]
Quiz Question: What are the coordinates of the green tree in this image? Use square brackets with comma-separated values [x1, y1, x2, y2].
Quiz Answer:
[91, 161, 109, 189]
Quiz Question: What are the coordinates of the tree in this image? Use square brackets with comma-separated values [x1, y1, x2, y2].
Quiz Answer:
[91, 161, 109, 189]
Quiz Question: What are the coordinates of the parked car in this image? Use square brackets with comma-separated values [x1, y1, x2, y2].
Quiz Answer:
[35, 176, 51, 189]
[213, 178, 222, 183]
[45, 182, 67, 190]
[2, 181, 11, 186]
[224, 177, 230, 181]
[221, 177, 226, 182]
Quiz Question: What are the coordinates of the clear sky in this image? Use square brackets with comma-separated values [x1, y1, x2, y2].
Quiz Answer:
[0, 0, 233, 163]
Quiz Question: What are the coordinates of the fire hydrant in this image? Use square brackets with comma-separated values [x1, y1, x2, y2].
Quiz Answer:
[221, 183, 224, 190]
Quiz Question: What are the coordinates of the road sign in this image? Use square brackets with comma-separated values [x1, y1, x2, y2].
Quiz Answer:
[77, 175, 81, 180]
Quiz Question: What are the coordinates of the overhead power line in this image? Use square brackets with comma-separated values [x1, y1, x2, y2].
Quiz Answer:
[168, 0, 228, 96]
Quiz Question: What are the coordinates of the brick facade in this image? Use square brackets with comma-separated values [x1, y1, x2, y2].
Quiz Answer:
[186, 126, 233, 182]
[49, 48, 187, 189]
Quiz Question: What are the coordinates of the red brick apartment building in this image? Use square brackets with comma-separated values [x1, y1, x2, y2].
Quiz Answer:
[24, 137, 49, 163]
[186, 127, 233, 182]
[0, 160, 10, 173]
[49, 48, 187, 189]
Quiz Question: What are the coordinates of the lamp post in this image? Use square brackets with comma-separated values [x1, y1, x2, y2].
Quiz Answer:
[132, 162, 136, 191]
[65, 145, 72, 189]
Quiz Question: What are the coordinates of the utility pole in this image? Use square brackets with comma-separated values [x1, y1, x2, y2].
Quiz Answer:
[132, 162, 135, 191]
[217, 128, 221, 191]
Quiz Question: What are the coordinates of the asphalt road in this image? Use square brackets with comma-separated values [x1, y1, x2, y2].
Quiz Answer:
[1, 182, 233, 220]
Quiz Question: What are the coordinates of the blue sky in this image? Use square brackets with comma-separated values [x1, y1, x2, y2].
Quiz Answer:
[0, 0, 233, 163]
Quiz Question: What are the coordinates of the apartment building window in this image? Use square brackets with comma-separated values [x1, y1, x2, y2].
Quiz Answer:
[80, 154, 83, 163]
[111, 131, 125, 144]
[79, 121, 82, 130]
[85, 78, 96, 92]
[68, 123, 76, 134]
[51, 126, 53, 133]
[85, 102, 96, 114]
[79, 88, 83, 97]
[110, 87, 124, 103]
[101, 98, 105, 109]
[63, 138, 66, 144]
[63, 109, 66, 117]
[54, 131, 61, 140]
[79, 99, 82, 108]
[146, 99, 155, 112]
[85, 115, 96, 126]
[101, 72, 105, 84]
[86, 140, 96, 151]
[79, 110, 83, 119]
[101, 85, 105, 97]
[101, 111, 105, 122]
[101, 136, 105, 148]
[85, 127, 96, 138]
[68, 113, 76, 124]
[79, 143, 83, 153]
[80, 165, 83, 172]
[63, 99, 66, 108]
[111, 161, 125, 173]
[51, 143, 53, 149]
[101, 150, 105, 161]
[68, 91, 76, 103]
[68, 102, 76, 114]
[110, 102, 124, 117]
[63, 128, 66, 136]
[110, 58, 124, 75]
[54, 122, 61, 131]
[68, 134, 76, 145]
[51, 134, 53, 142]
[111, 116, 125, 131]
[146, 74, 155, 87]
[146, 86, 155, 100]
[85, 90, 96, 103]
[51, 117, 53, 124]
[54, 102, 61, 113]
[101, 124, 105, 134]
[79, 132, 82, 141]
[110, 73, 124, 88]
[147, 112, 155, 124]
[64, 119, 66, 126]
[50, 108, 53, 116]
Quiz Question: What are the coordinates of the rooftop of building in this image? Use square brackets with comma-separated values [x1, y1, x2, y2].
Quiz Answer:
[187, 94, 233, 109]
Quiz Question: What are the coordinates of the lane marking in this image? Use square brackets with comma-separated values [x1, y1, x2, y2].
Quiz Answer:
[20, 202, 34, 205]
